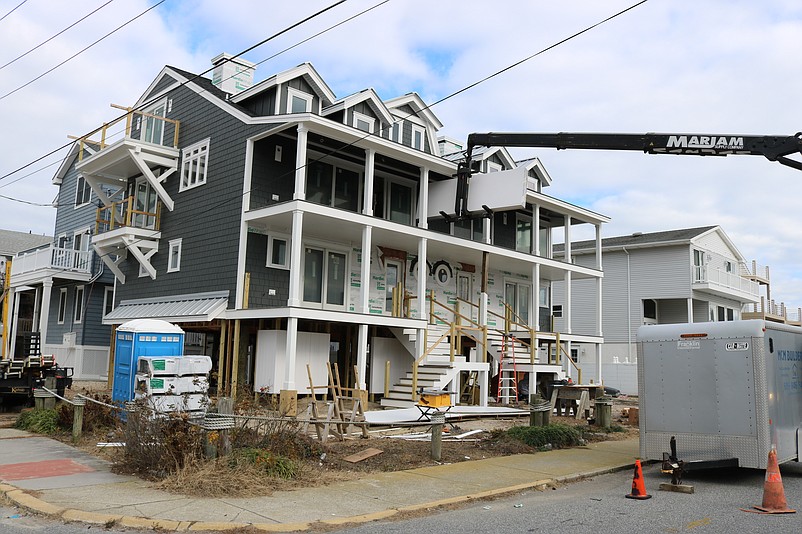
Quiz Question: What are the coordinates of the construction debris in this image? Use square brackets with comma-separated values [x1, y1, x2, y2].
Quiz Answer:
[342, 448, 384, 463]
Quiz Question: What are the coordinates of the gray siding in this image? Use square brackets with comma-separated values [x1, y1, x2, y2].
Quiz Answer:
[144, 73, 179, 101]
[245, 233, 289, 308]
[242, 87, 277, 116]
[250, 135, 297, 210]
[44, 280, 111, 346]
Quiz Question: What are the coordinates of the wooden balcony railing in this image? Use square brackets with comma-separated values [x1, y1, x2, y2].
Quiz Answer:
[95, 196, 161, 235]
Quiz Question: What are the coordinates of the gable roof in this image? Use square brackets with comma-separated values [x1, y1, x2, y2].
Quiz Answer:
[231, 62, 336, 107]
[384, 93, 443, 130]
[322, 88, 394, 125]
[0, 229, 51, 257]
[557, 225, 718, 254]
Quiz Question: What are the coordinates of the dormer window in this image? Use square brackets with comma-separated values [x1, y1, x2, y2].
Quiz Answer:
[411, 124, 425, 151]
[353, 111, 375, 133]
[487, 161, 502, 173]
[390, 121, 401, 143]
[287, 87, 312, 114]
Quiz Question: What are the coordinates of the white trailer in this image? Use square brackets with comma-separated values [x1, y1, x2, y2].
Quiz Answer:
[637, 320, 802, 469]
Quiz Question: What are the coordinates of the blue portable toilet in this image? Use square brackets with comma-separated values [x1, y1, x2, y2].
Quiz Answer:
[112, 319, 185, 404]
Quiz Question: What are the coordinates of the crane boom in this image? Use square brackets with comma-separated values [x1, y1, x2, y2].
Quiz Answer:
[453, 131, 802, 218]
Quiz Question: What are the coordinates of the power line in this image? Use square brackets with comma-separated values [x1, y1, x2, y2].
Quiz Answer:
[0, 0, 351, 183]
[0, 0, 27, 24]
[0, 0, 169, 101]
[0, 0, 116, 72]
[0, 193, 52, 207]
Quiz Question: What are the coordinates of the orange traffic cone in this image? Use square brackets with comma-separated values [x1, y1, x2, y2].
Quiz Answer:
[742, 447, 796, 514]
[625, 459, 651, 500]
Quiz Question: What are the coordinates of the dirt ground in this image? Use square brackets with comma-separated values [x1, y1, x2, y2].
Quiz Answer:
[61, 382, 638, 483]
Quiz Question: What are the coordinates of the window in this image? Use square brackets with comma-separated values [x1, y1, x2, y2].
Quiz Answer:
[306, 159, 361, 212]
[72, 228, 91, 270]
[717, 306, 725, 322]
[267, 235, 290, 269]
[103, 286, 115, 317]
[57, 288, 67, 324]
[75, 175, 92, 206]
[353, 112, 375, 133]
[725, 261, 734, 273]
[167, 239, 182, 272]
[643, 299, 657, 320]
[411, 124, 425, 150]
[302, 246, 347, 308]
[132, 179, 158, 229]
[388, 181, 413, 225]
[390, 121, 401, 142]
[74, 285, 84, 324]
[141, 100, 166, 145]
[287, 88, 312, 113]
[180, 139, 209, 191]
[552, 304, 563, 318]
[487, 161, 503, 173]
[516, 214, 532, 253]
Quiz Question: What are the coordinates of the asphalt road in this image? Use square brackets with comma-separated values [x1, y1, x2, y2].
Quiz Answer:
[336, 461, 802, 533]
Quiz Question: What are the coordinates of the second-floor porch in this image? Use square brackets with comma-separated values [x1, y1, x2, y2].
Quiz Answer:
[10, 244, 93, 286]
[692, 251, 760, 302]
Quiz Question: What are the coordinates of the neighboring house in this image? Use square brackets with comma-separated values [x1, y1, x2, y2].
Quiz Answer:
[51, 54, 608, 407]
[1, 229, 52, 357]
[554, 225, 766, 395]
[4, 158, 116, 380]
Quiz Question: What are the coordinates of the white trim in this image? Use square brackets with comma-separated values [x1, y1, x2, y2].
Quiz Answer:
[167, 238, 182, 272]
[179, 138, 210, 192]
[267, 234, 290, 269]
[57, 287, 67, 324]
[411, 124, 426, 151]
[138, 98, 168, 145]
[287, 87, 312, 114]
[73, 285, 85, 324]
[103, 286, 115, 317]
[353, 111, 375, 133]
[300, 244, 349, 310]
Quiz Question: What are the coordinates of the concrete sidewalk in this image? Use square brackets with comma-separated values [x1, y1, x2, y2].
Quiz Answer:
[0, 427, 638, 531]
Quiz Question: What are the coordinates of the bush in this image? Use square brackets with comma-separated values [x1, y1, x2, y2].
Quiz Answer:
[57, 394, 118, 434]
[505, 424, 582, 449]
[15, 408, 60, 434]
[229, 447, 298, 479]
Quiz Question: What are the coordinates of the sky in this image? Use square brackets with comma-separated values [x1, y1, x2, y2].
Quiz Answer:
[1, 0, 801, 309]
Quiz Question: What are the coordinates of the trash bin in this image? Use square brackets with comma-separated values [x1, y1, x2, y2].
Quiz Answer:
[594, 395, 613, 428]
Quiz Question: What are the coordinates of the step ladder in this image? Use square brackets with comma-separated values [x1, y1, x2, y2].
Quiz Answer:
[496, 334, 518, 404]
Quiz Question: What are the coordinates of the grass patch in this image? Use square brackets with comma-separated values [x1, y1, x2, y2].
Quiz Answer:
[504, 424, 582, 449]
[14, 408, 60, 434]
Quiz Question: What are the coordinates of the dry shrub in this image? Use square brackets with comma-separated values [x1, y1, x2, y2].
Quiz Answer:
[114, 406, 205, 480]
[56, 393, 118, 433]
[156, 457, 292, 497]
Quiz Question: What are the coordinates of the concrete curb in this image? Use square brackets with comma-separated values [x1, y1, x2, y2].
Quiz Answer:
[1, 460, 637, 532]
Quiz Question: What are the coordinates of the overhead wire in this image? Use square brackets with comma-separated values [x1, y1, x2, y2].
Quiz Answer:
[0, 0, 170, 101]
[85, 0, 648, 266]
[0, 0, 26, 24]
[0, 0, 116, 71]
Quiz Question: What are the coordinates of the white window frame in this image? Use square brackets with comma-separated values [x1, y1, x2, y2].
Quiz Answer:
[73, 285, 84, 324]
[180, 138, 210, 192]
[381, 175, 416, 225]
[167, 238, 182, 273]
[411, 124, 426, 150]
[57, 288, 67, 325]
[301, 243, 349, 310]
[139, 99, 167, 145]
[103, 286, 115, 317]
[267, 234, 290, 270]
[74, 175, 92, 207]
[486, 161, 503, 173]
[287, 87, 312, 114]
[390, 120, 401, 142]
[353, 111, 375, 133]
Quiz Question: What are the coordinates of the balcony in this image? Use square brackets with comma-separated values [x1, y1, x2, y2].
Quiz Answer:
[10, 245, 93, 286]
[692, 265, 760, 302]
[743, 298, 802, 326]
[91, 196, 162, 284]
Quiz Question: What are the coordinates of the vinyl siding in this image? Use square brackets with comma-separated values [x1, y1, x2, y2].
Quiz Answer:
[245, 232, 290, 308]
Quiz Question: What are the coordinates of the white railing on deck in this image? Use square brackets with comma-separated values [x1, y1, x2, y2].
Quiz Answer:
[693, 265, 759, 297]
[11, 245, 92, 277]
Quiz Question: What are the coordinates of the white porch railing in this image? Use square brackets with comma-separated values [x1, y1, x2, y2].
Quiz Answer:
[693, 265, 759, 297]
[11, 245, 93, 277]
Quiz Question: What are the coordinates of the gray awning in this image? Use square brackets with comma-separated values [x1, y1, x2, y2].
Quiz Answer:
[103, 290, 229, 325]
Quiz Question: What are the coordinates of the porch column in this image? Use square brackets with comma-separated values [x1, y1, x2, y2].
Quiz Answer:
[533, 203, 541, 255]
[564, 216, 572, 263]
[531, 264, 540, 331]
[356, 324, 369, 390]
[281, 317, 299, 416]
[360, 226, 373, 313]
[283, 317, 298, 390]
[483, 217, 491, 244]
[418, 167, 429, 229]
[293, 125, 308, 200]
[563, 271, 572, 334]
[363, 148, 374, 216]
[39, 279, 53, 345]
[596, 277, 603, 337]
[8, 288, 20, 359]
[687, 298, 694, 322]
[595, 224, 602, 270]
[416, 237, 427, 319]
[32, 286, 41, 334]
[287, 210, 304, 307]
[479, 252, 489, 326]
[2, 287, 15, 358]
[596, 344, 603, 385]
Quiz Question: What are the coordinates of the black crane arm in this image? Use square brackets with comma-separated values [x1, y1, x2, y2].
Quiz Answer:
[453, 131, 802, 218]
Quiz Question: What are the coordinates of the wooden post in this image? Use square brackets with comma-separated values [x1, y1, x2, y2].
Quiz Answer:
[231, 319, 241, 399]
[107, 324, 117, 389]
[218, 397, 233, 457]
[72, 397, 86, 443]
[44, 377, 56, 411]
[430, 412, 444, 461]
[384, 360, 390, 398]
[217, 320, 227, 395]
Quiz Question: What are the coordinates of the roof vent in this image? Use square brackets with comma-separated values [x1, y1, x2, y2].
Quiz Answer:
[631, 232, 643, 237]
[211, 53, 256, 96]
